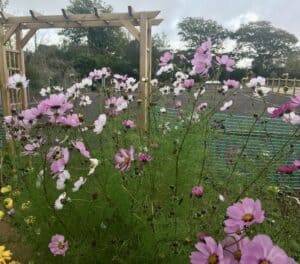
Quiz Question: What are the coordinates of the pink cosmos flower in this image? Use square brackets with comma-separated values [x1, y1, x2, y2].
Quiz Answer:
[178, 54, 187, 61]
[122, 119, 136, 129]
[224, 198, 264, 234]
[222, 236, 250, 264]
[183, 79, 195, 89]
[190, 236, 224, 264]
[196, 232, 206, 242]
[191, 39, 212, 75]
[159, 51, 174, 66]
[175, 100, 182, 109]
[267, 103, 297, 118]
[216, 55, 235, 72]
[241, 235, 291, 264]
[72, 141, 90, 158]
[137, 152, 152, 162]
[89, 67, 111, 80]
[56, 114, 80, 127]
[115, 146, 134, 172]
[191, 186, 204, 197]
[47, 147, 70, 174]
[39, 93, 73, 117]
[277, 164, 297, 174]
[23, 138, 44, 156]
[105, 96, 128, 116]
[48, 234, 68, 256]
[223, 79, 240, 89]
[196, 103, 208, 112]
[21, 107, 41, 128]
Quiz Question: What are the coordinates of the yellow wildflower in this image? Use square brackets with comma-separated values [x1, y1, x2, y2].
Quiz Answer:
[11, 190, 20, 197]
[24, 216, 36, 225]
[21, 201, 31, 210]
[3, 198, 13, 210]
[0, 211, 5, 221]
[0, 185, 12, 194]
[0, 245, 12, 263]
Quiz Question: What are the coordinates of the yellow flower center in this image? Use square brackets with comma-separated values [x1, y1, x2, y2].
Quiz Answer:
[259, 260, 270, 264]
[54, 152, 63, 160]
[242, 213, 254, 222]
[57, 242, 65, 249]
[208, 254, 218, 264]
[234, 250, 242, 260]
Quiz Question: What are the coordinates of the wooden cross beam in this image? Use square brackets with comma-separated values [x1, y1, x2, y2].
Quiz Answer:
[0, 11, 160, 24]
[121, 20, 140, 41]
[17, 19, 162, 30]
[20, 29, 37, 48]
[3, 23, 19, 44]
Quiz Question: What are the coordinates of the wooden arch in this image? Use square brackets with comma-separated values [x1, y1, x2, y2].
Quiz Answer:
[0, 6, 163, 132]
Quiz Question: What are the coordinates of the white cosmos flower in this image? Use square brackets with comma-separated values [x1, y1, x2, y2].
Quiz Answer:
[54, 192, 70, 210]
[53, 86, 64, 92]
[220, 100, 233, 111]
[246, 76, 266, 88]
[127, 94, 135, 102]
[7, 73, 29, 90]
[253, 86, 271, 97]
[88, 158, 99, 175]
[219, 194, 225, 202]
[194, 88, 206, 99]
[174, 86, 185, 96]
[36, 170, 44, 188]
[80, 77, 93, 88]
[93, 114, 106, 134]
[72, 177, 86, 192]
[151, 79, 158, 86]
[282, 112, 300, 125]
[160, 107, 167, 113]
[56, 170, 71, 190]
[40, 87, 51, 97]
[175, 71, 188, 81]
[79, 95, 92, 106]
[159, 86, 170, 95]
[156, 63, 174, 76]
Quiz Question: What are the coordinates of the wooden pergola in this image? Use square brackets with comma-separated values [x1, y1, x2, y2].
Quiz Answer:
[0, 6, 163, 132]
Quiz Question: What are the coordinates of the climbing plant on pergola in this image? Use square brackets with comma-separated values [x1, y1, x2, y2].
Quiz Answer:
[0, 6, 162, 132]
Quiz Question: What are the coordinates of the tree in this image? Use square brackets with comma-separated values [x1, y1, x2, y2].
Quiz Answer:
[60, 0, 128, 54]
[177, 17, 230, 49]
[0, 0, 9, 12]
[284, 49, 300, 78]
[234, 21, 298, 76]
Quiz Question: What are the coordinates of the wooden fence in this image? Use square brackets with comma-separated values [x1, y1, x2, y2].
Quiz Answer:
[266, 78, 300, 96]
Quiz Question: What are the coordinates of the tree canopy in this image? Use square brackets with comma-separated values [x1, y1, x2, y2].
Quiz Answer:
[178, 17, 230, 49]
[233, 21, 298, 76]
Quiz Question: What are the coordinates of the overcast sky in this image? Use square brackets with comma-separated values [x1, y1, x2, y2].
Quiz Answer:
[6, 0, 300, 49]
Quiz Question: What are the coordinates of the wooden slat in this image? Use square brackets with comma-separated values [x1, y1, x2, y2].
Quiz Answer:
[2, 11, 160, 24]
[121, 20, 140, 41]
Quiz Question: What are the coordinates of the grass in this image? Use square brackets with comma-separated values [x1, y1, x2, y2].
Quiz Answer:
[1, 110, 300, 263]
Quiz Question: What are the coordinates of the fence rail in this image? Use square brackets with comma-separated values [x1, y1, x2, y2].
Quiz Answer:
[266, 78, 300, 96]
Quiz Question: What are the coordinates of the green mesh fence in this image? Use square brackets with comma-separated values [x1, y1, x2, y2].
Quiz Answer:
[151, 107, 300, 190]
